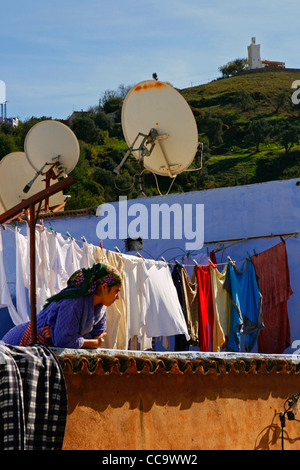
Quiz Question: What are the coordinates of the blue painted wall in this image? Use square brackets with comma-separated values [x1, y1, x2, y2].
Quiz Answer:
[1, 177, 299, 353]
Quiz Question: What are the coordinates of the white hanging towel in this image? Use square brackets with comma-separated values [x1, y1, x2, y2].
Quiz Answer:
[15, 228, 30, 322]
[144, 259, 190, 341]
[0, 230, 24, 325]
[122, 254, 190, 343]
[121, 254, 149, 342]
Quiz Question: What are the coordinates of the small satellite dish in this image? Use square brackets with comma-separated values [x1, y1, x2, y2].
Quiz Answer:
[24, 120, 79, 175]
[120, 80, 199, 178]
[0, 152, 64, 211]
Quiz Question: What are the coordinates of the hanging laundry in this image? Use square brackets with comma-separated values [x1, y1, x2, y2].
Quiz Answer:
[251, 241, 292, 354]
[106, 250, 130, 350]
[122, 254, 189, 348]
[172, 263, 189, 350]
[192, 264, 214, 352]
[172, 263, 199, 349]
[209, 265, 231, 351]
[122, 254, 149, 347]
[15, 228, 30, 323]
[144, 259, 190, 342]
[224, 259, 264, 352]
[0, 230, 21, 325]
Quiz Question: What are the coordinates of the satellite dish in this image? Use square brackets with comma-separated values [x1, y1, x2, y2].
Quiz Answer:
[120, 80, 199, 177]
[0, 152, 64, 212]
[24, 120, 79, 174]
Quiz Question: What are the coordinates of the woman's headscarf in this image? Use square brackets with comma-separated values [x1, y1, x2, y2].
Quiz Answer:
[43, 263, 122, 308]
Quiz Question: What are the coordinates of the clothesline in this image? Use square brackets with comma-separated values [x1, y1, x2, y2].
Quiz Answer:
[5, 221, 298, 270]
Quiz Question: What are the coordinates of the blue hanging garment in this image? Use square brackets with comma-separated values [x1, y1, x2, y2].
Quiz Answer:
[224, 259, 264, 352]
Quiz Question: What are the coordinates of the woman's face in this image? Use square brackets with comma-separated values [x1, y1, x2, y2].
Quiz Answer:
[93, 283, 121, 307]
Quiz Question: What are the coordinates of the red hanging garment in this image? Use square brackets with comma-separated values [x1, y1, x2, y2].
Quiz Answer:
[251, 241, 292, 354]
[193, 265, 214, 352]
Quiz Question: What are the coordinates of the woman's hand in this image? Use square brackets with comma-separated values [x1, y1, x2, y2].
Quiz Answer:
[42, 325, 52, 339]
[94, 332, 107, 347]
[82, 332, 107, 349]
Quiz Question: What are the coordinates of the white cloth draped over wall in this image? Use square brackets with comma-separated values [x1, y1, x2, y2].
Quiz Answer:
[9, 226, 189, 350]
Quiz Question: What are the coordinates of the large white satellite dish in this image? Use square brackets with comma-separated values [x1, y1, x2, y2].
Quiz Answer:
[24, 120, 79, 174]
[120, 80, 199, 178]
[0, 152, 64, 212]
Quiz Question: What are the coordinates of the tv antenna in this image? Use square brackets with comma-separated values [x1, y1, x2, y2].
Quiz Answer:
[113, 80, 202, 196]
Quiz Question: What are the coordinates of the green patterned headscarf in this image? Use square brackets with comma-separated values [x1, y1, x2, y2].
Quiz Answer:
[43, 263, 122, 309]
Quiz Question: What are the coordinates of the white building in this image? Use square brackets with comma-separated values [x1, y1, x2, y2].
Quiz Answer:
[247, 37, 262, 69]
[247, 37, 285, 70]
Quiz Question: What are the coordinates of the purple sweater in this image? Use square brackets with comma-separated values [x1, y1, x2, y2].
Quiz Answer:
[1, 294, 107, 349]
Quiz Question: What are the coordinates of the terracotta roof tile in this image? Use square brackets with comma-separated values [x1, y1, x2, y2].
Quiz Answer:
[52, 348, 300, 376]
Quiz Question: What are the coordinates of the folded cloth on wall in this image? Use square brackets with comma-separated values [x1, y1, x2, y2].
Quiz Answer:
[0, 344, 67, 450]
[251, 241, 292, 354]
[225, 259, 264, 352]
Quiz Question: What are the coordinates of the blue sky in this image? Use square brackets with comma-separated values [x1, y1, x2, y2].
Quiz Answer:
[1, 0, 300, 121]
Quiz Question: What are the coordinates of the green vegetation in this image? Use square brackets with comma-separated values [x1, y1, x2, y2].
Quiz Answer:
[1, 71, 300, 210]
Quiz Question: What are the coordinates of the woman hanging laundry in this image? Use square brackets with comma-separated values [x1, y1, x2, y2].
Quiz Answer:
[1, 263, 122, 349]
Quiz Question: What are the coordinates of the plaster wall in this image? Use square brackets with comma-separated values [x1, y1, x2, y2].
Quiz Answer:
[58, 349, 300, 451]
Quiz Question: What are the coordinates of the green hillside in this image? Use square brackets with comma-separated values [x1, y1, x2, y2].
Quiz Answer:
[1, 69, 300, 210]
[180, 70, 300, 188]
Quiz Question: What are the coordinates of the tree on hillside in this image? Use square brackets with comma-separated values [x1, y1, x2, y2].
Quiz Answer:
[246, 118, 271, 153]
[275, 119, 300, 153]
[197, 113, 223, 148]
[70, 114, 105, 145]
[219, 58, 248, 78]
[234, 90, 256, 111]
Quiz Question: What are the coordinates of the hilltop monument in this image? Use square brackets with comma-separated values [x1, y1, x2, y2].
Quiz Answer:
[247, 37, 285, 70]
[247, 37, 262, 69]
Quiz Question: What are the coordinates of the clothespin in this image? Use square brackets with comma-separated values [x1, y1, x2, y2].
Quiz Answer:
[114, 246, 121, 253]
[66, 232, 73, 240]
[253, 249, 258, 257]
[174, 259, 183, 268]
[247, 251, 251, 259]
[49, 226, 57, 235]
[136, 252, 145, 260]
[208, 258, 217, 268]
[193, 259, 200, 267]
[227, 256, 234, 265]
[81, 236, 87, 242]
[161, 256, 171, 268]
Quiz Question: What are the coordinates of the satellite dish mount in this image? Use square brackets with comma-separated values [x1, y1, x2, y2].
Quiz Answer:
[113, 127, 171, 194]
[23, 156, 67, 211]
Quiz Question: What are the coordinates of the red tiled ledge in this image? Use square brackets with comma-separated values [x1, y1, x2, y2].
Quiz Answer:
[52, 348, 300, 376]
